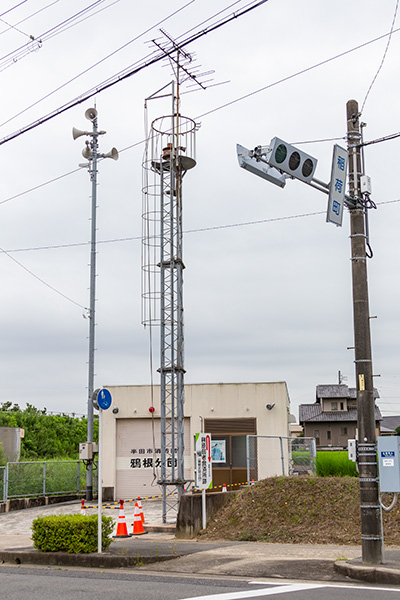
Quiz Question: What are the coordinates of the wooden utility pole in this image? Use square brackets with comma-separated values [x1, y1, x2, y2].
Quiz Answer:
[346, 99, 382, 565]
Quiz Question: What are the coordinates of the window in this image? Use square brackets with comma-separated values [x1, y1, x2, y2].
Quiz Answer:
[314, 430, 320, 438]
[341, 426, 348, 435]
[327, 431, 331, 440]
[331, 402, 338, 411]
[340, 402, 344, 410]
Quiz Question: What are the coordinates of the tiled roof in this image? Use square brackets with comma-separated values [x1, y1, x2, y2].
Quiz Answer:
[299, 404, 382, 424]
[348, 387, 380, 399]
[381, 415, 400, 433]
[316, 384, 349, 400]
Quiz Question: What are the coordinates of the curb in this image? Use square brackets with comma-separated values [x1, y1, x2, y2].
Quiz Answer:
[0, 549, 177, 569]
[334, 560, 400, 586]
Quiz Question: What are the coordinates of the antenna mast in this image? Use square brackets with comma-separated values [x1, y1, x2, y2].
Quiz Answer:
[142, 33, 201, 521]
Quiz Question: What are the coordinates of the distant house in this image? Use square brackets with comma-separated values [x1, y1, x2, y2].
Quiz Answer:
[380, 415, 400, 436]
[299, 384, 382, 449]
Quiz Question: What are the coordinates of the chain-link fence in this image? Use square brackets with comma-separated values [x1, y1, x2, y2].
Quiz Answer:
[1, 461, 96, 501]
[246, 435, 316, 481]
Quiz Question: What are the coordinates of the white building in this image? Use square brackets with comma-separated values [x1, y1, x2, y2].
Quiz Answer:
[101, 381, 292, 500]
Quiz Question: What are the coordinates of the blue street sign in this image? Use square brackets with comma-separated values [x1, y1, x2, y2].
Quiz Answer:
[97, 388, 112, 410]
[327, 144, 348, 227]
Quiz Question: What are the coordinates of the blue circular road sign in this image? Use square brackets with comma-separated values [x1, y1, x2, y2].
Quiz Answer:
[97, 388, 112, 410]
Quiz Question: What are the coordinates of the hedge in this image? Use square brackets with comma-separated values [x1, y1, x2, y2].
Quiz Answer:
[31, 514, 114, 553]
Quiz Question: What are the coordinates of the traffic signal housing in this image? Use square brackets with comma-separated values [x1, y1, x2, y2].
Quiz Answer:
[266, 137, 317, 183]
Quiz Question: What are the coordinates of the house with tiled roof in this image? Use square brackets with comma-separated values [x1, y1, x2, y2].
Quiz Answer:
[299, 384, 382, 449]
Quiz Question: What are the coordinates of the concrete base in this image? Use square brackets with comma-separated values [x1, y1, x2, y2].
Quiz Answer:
[0, 494, 83, 514]
[176, 491, 237, 538]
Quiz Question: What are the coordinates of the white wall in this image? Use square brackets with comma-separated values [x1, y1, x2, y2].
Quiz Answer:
[101, 382, 290, 499]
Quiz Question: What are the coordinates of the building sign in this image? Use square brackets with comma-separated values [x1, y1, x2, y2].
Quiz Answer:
[195, 433, 213, 489]
[327, 144, 348, 227]
[128, 446, 177, 469]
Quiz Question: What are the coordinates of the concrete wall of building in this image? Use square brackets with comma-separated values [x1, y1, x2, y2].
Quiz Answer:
[101, 382, 290, 500]
[0, 427, 22, 462]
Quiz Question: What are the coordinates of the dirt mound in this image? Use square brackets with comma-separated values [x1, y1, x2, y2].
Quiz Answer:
[199, 477, 400, 545]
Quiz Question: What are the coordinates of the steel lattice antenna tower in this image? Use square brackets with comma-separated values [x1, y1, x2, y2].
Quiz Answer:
[142, 34, 207, 521]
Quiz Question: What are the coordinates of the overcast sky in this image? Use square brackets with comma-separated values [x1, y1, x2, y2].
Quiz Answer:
[0, 0, 399, 421]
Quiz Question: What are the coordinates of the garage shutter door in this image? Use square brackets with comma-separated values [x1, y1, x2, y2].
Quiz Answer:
[116, 418, 191, 500]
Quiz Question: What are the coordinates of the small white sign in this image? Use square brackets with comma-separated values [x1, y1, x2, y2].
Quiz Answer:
[383, 458, 395, 467]
[327, 144, 348, 227]
[195, 433, 213, 489]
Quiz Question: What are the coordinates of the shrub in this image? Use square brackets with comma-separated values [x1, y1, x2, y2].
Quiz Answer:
[31, 514, 114, 553]
[315, 451, 358, 477]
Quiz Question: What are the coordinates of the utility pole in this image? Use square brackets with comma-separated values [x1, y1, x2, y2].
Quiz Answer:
[346, 99, 382, 565]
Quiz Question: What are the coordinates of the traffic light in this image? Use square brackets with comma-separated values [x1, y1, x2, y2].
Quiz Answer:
[266, 137, 317, 183]
[236, 144, 287, 188]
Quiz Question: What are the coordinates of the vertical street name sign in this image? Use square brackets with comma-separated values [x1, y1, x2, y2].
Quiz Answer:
[327, 144, 348, 227]
[195, 433, 213, 489]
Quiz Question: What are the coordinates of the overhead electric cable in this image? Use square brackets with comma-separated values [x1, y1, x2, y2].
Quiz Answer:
[0, 0, 269, 147]
[0, 1, 30, 19]
[0, 0, 113, 71]
[0, 0, 62, 38]
[193, 25, 400, 122]
[0, 0, 197, 130]
[361, 0, 399, 114]
[3, 197, 400, 255]
[0, 246, 88, 309]
[1, 11, 399, 148]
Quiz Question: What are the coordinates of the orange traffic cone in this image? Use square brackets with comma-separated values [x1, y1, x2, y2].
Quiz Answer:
[80, 499, 85, 514]
[132, 503, 147, 535]
[222, 483, 227, 492]
[136, 497, 145, 524]
[113, 500, 132, 538]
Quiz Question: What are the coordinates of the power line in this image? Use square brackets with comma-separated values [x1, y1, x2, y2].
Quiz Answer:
[0, 0, 269, 147]
[4, 197, 400, 255]
[361, 0, 399, 115]
[0, 245, 88, 309]
[0, 0, 121, 73]
[0, 1, 30, 19]
[0, 0, 197, 130]
[194, 25, 400, 122]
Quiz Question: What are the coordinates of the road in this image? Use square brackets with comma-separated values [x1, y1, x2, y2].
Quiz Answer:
[0, 566, 399, 600]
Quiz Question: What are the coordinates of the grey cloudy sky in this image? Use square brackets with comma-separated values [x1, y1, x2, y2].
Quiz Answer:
[0, 0, 399, 421]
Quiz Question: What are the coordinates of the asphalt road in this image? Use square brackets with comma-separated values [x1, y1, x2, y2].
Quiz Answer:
[0, 566, 399, 600]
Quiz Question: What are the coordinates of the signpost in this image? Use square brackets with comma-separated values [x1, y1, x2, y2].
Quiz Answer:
[195, 433, 212, 529]
[92, 388, 112, 553]
[326, 144, 348, 227]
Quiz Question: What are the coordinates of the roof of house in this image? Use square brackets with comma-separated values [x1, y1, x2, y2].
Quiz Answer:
[316, 384, 349, 400]
[380, 415, 400, 433]
[316, 384, 380, 401]
[299, 403, 382, 424]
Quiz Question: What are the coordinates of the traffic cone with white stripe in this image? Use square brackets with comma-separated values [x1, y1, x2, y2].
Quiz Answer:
[136, 497, 145, 524]
[113, 500, 132, 538]
[222, 483, 227, 492]
[132, 503, 147, 535]
[80, 499, 85, 514]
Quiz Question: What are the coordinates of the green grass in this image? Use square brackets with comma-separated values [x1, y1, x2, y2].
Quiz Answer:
[292, 450, 313, 466]
[315, 451, 358, 477]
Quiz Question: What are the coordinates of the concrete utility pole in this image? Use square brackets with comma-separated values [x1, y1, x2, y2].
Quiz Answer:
[346, 99, 382, 565]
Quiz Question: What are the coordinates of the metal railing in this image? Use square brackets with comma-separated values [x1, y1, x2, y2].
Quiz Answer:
[246, 435, 316, 482]
[0, 460, 96, 502]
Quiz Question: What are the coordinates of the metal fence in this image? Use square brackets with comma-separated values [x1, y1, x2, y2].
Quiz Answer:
[246, 435, 316, 482]
[0, 461, 95, 502]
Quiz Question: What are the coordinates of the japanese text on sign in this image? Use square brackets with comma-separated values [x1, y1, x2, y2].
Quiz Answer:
[327, 145, 348, 227]
[195, 433, 212, 489]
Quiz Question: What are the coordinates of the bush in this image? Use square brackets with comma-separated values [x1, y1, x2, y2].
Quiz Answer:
[315, 451, 358, 477]
[31, 514, 114, 553]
